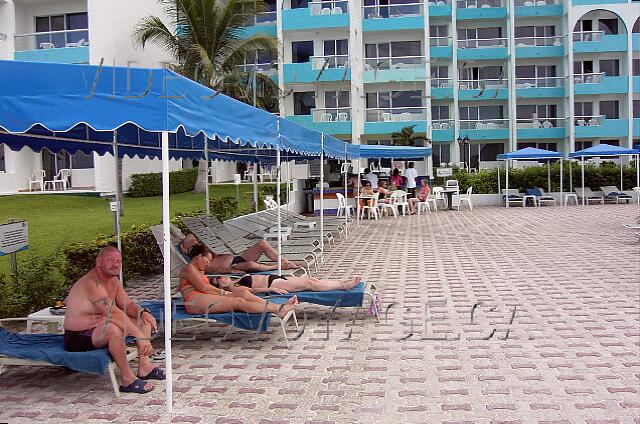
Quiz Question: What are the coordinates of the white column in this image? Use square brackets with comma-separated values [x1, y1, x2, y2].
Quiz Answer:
[506, 0, 517, 153]
[451, 0, 460, 165]
[581, 156, 585, 206]
[253, 161, 258, 212]
[423, 0, 433, 177]
[276, 121, 282, 275]
[505, 160, 509, 208]
[567, 10, 576, 155]
[559, 160, 563, 201]
[161, 131, 173, 413]
[113, 132, 122, 284]
[320, 134, 325, 261]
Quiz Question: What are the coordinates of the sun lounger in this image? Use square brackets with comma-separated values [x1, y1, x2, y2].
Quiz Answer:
[574, 187, 604, 205]
[0, 322, 138, 397]
[526, 188, 556, 206]
[600, 186, 633, 204]
[139, 299, 299, 347]
[501, 189, 524, 206]
[226, 212, 335, 246]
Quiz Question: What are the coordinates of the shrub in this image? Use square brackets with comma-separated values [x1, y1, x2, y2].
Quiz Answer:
[209, 196, 239, 221]
[129, 168, 198, 197]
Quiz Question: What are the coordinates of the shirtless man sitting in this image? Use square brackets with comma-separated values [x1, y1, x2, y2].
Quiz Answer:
[64, 246, 164, 394]
[178, 233, 300, 274]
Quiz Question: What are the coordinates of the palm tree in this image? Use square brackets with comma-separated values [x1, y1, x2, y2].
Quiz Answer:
[390, 125, 429, 147]
[133, 0, 280, 191]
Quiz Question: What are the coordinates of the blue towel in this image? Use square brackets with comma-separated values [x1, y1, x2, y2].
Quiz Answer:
[0, 328, 112, 375]
[262, 282, 366, 307]
[140, 299, 290, 333]
[526, 188, 542, 197]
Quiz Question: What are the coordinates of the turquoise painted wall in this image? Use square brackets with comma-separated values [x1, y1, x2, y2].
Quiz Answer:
[516, 86, 565, 98]
[459, 128, 509, 140]
[363, 68, 426, 84]
[365, 121, 427, 135]
[514, 4, 563, 17]
[515, 45, 564, 58]
[432, 129, 454, 142]
[239, 25, 277, 38]
[518, 127, 566, 140]
[574, 76, 629, 95]
[282, 8, 349, 30]
[430, 46, 453, 58]
[285, 115, 352, 135]
[573, 0, 627, 4]
[283, 63, 350, 84]
[457, 7, 507, 20]
[575, 119, 629, 138]
[14, 46, 89, 64]
[574, 34, 627, 53]
[458, 47, 508, 60]
[459, 87, 508, 100]
[362, 16, 423, 32]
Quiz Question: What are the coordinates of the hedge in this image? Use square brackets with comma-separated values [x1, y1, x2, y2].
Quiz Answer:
[129, 168, 198, 198]
[431, 161, 638, 194]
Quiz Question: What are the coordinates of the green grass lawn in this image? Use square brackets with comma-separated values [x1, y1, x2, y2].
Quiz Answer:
[0, 183, 274, 269]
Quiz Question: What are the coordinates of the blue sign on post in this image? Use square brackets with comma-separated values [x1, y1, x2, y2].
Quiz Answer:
[0, 221, 29, 256]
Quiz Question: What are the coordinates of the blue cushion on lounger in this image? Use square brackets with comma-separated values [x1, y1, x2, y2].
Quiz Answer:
[261, 282, 366, 307]
[0, 328, 112, 375]
[526, 188, 542, 196]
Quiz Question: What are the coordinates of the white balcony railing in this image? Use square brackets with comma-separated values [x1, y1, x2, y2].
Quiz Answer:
[460, 118, 509, 129]
[515, 0, 557, 5]
[459, 79, 507, 90]
[457, 38, 508, 49]
[236, 63, 277, 74]
[14, 29, 89, 52]
[312, 108, 352, 123]
[311, 55, 349, 70]
[514, 35, 563, 47]
[516, 117, 566, 129]
[432, 119, 454, 130]
[427, 0, 450, 5]
[572, 31, 603, 42]
[430, 36, 452, 47]
[364, 56, 425, 71]
[243, 11, 277, 26]
[365, 107, 427, 122]
[431, 78, 452, 88]
[574, 115, 604, 126]
[515, 76, 565, 88]
[573, 73, 604, 84]
[457, 0, 503, 8]
[363, 2, 423, 19]
[310, 0, 349, 16]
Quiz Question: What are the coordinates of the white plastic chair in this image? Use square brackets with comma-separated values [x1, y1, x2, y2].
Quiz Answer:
[360, 192, 380, 220]
[458, 186, 473, 211]
[417, 191, 437, 214]
[335, 192, 353, 217]
[381, 113, 393, 122]
[542, 120, 552, 128]
[440, 122, 450, 130]
[45, 169, 71, 190]
[432, 186, 448, 209]
[320, 113, 333, 122]
[28, 170, 46, 191]
[394, 190, 409, 216]
[336, 112, 348, 121]
[445, 179, 460, 193]
[379, 192, 399, 218]
[331, 6, 343, 14]
[321, 7, 331, 15]
[485, 122, 497, 129]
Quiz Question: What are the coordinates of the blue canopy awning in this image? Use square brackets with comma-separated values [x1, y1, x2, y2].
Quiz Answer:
[352, 145, 432, 159]
[569, 144, 640, 158]
[497, 147, 562, 160]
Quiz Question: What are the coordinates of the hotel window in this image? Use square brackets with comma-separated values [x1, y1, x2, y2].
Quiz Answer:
[432, 105, 450, 121]
[324, 91, 350, 109]
[293, 92, 315, 115]
[516, 65, 557, 86]
[598, 18, 619, 35]
[634, 59, 640, 76]
[430, 26, 448, 46]
[634, 100, 640, 118]
[601, 139, 619, 146]
[432, 143, 451, 167]
[575, 141, 593, 151]
[574, 102, 593, 117]
[290, 0, 310, 8]
[430, 66, 449, 87]
[573, 60, 593, 75]
[517, 104, 557, 121]
[460, 65, 503, 83]
[459, 105, 504, 121]
[514, 25, 556, 45]
[0, 144, 5, 172]
[599, 100, 619, 119]
[366, 91, 422, 109]
[366, 139, 392, 168]
[457, 27, 503, 46]
[599, 59, 620, 77]
[291, 41, 314, 63]
[365, 41, 421, 62]
[323, 39, 348, 56]
[35, 12, 88, 49]
[71, 151, 94, 169]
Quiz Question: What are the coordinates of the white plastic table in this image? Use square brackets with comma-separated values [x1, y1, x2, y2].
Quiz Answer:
[563, 193, 578, 206]
[522, 195, 538, 207]
[26, 307, 65, 333]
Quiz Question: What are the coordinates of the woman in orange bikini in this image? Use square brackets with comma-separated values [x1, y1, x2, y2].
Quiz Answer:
[179, 244, 298, 317]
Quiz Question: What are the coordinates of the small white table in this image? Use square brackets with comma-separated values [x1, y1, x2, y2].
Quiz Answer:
[26, 307, 65, 333]
[563, 193, 578, 206]
[522, 195, 538, 207]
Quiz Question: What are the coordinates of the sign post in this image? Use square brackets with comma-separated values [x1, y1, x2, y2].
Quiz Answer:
[234, 173, 241, 203]
[0, 219, 29, 277]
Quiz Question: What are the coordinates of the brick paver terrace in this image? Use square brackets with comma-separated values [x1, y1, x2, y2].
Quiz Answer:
[1, 205, 639, 423]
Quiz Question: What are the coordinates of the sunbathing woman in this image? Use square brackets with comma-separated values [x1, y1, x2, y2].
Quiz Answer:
[179, 244, 298, 317]
[213, 274, 362, 295]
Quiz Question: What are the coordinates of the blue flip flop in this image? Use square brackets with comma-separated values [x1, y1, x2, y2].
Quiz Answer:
[139, 367, 166, 381]
[119, 379, 154, 394]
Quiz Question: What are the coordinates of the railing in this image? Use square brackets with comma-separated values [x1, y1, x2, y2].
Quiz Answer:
[363, 2, 423, 19]
[14, 29, 89, 52]
[364, 56, 425, 71]
[572, 31, 604, 42]
[457, 38, 508, 49]
[427, 0, 450, 5]
[430, 36, 452, 47]
[516, 117, 566, 129]
[515, 76, 565, 88]
[311, 55, 349, 70]
[459, 118, 509, 129]
[573, 73, 604, 84]
[365, 107, 427, 122]
[457, 0, 503, 8]
[574, 115, 604, 126]
[236, 63, 277, 73]
[312, 108, 352, 123]
[459, 78, 507, 90]
[431, 78, 452, 88]
[310, 0, 349, 16]
[514, 0, 557, 5]
[514, 35, 564, 47]
[431, 119, 454, 130]
[243, 11, 277, 26]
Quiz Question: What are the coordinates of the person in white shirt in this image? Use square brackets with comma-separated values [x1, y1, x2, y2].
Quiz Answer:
[364, 168, 378, 188]
[404, 162, 418, 197]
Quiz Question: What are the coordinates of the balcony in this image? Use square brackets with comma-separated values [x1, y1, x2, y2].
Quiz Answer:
[14, 29, 89, 63]
[517, 117, 566, 139]
[573, 73, 629, 95]
[634, 34, 640, 52]
[431, 78, 454, 99]
[459, 119, 509, 140]
[283, 59, 350, 84]
[428, 0, 452, 17]
[239, 12, 277, 38]
[574, 116, 628, 138]
[634, 76, 640, 93]
[456, 0, 507, 20]
[514, 0, 563, 17]
[458, 79, 508, 100]
[363, 56, 426, 83]
[514, 36, 564, 58]
[515, 76, 565, 98]
[635, 119, 640, 137]
[364, 107, 428, 134]
[431, 119, 455, 141]
[286, 108, 352, 135]
[457, 38, 508, 60]
[282, 1, 349, 31]
[362, 3, 424, 32]
[573, 32, 627, 53]
[236, 63, 278, 82]
[430, 37, 453, 58]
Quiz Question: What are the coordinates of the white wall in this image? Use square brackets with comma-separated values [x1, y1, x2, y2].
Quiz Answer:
[13, 0, 86, 34]
[0, 145, 40, 194]
[93, 154, 182, 192]
[0, 1, 16, 60]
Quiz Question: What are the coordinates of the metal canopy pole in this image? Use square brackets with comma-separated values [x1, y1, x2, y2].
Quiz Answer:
[547, 159, 551, 193]
[581, 156, 585, 206]
[204, 138, 210, 216]
[344, 144, 348, 230]
[559, 159, 563, 203]
[619, 155, 623, 191]
[505, 159, 509, 208]
[276, 120, 282, 275]
[161, 131, 173, 413]
[497, 161, 501, 196]
[569, 159, 573, 192]
[320, 134, 325, 261]
[253, 161, 258, 212]
[112, 131, 123, 284]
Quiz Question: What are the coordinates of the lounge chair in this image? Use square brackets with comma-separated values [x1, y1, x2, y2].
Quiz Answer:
[600, 186, 633, 204]
[574, 187, 604, 205]
[525, 188, 556, 206]
[0, 320, 138, 397]
[501, 189, 524, 206]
